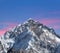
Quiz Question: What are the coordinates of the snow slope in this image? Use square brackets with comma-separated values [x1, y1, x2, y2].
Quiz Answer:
[0, 19, 60, 53]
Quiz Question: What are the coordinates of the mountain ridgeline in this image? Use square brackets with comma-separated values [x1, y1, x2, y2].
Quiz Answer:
[0, 19, 60, 53]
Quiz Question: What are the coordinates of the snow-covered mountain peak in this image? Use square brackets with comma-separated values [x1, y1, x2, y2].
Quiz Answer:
[0, 19, 60, 53]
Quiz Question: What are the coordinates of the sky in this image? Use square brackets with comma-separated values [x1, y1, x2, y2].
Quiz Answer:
[0, 0, 60, 35]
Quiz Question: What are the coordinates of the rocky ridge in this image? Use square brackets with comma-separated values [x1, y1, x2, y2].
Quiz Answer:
[0, 19, 60, 53]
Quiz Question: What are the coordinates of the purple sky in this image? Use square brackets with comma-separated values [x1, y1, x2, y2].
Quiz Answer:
[0, 0, 60, 35]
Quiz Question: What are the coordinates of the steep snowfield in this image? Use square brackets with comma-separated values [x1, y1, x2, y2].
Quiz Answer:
[0, 19, 60, 53]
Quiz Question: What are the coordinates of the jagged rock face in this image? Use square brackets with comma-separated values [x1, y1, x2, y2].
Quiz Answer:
[0, 19, 60, 53]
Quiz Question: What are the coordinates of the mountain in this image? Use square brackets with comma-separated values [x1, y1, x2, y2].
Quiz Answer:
[0, 19, 60, 53]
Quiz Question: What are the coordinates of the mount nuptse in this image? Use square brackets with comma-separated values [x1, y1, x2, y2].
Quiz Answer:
[0, 19, 60, 53]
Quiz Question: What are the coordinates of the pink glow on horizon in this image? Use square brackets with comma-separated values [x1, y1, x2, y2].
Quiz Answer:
[0, 23, 17, 35]
[39, 19, 60, 25]
[39, 19, 60, 29]
[52, 25, 60, 29]
[35, 18, 60, 29]
[0, 18, 60, 35]
[0, 28, 8, 35]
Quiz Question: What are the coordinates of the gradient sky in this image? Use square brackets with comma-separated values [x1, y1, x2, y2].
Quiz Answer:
[0, 0, 60, 35]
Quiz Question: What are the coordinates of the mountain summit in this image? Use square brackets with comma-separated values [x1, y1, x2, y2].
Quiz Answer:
[0, 19, 60, 53]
